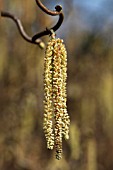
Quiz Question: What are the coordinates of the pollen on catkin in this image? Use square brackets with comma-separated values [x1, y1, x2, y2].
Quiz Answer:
[43, 31, 70, 160]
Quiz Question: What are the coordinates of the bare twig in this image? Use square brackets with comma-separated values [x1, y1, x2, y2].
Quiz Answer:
[1, 11, 45, 49]
[1, 0, 64, 48]
[35, 0, 62, 15]
[32, 6, 64, 42]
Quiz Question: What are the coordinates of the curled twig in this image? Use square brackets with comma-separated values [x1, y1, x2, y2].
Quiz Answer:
[35, 0, 62, 15]
[32, 0, 64, 42]
[1, 11, 45, 49]
[1, 0, 64, 48]
[32, 10, 64, 42]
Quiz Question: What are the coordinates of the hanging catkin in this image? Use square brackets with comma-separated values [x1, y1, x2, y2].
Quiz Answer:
[43, 31, 70, 160]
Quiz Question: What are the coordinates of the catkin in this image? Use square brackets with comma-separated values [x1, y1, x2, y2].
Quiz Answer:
[43, 31, 70, 159]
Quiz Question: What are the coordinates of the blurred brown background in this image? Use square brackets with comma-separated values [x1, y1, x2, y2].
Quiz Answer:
[0, 0, 113, 170]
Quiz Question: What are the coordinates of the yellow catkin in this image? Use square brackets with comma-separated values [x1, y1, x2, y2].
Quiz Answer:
[43, 31, 70, 160]
[52, 39, 63, 159]
[43, 41, 54, 149]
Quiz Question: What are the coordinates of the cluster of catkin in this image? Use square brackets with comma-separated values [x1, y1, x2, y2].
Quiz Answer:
[43, 32, 70, 160]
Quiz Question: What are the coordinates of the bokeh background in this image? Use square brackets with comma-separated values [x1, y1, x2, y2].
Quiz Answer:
[0, 0, 113, 170]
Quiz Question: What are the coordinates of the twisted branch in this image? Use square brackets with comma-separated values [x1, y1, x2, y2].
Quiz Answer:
[1, 0, 64, 48]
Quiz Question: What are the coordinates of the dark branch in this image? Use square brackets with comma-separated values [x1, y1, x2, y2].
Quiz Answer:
[1, 0, 64, 48]
[32, 1, 64, 42]
[35, 0, 62, 15]
[32, 12, 64, 41]
[1, 11, 45, 49]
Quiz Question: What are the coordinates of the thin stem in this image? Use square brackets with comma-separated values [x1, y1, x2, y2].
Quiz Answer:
[35, 0, 62, 15]
[32, 9, 64, 41]
[1, 0, 64, 47]
[1, 11, 45, 49]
